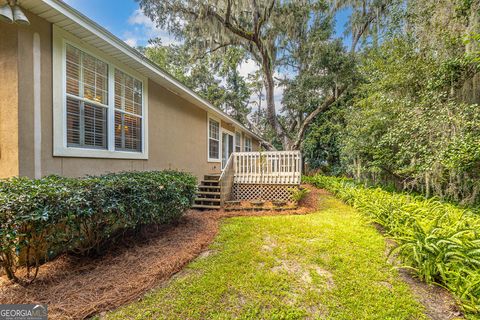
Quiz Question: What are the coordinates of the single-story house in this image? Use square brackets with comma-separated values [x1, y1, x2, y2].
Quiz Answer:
[0, 0, 262, 181]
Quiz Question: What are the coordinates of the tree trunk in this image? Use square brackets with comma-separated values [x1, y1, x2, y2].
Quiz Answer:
[262, 68, 287, 146]
[291, 85, 347, 150]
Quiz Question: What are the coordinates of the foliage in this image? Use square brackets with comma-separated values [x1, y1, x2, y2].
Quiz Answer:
[340, 35, 480, 203]
[306, 174, 480, 314]
[0, 171, 196, 283]
[137, 0, 384, 149]
[290, 187, 311, 203]
[107, 195, 424, 319]
[303, 1, 480, 205]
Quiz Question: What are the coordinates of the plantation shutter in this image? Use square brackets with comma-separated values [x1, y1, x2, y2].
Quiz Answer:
[114, 69, 143, 152]
[65, 44, 108, 149]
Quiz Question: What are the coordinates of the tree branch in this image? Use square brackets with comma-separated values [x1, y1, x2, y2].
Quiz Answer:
[196, 41, 235, 59]
[292, 84, 348, 150]
[205, 5, 255, 41]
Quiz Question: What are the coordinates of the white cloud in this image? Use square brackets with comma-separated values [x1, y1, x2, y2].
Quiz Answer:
[124, 9, 179, 47]
[124, 38, 138, 47]
[238, 59, 259, 78]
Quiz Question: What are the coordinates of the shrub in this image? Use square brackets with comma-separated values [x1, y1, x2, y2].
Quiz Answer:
[305, 175, 480, 315]
[0, 170, 196, 283]
[290, 187, 311, 203]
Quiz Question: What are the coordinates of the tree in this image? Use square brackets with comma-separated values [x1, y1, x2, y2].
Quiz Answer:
[219, 48, 252, 124]
[141, 41, 254, 124]
[303, 0, 480, 204]
[138, 0, 385, 149]
[141, 40, 227, 108]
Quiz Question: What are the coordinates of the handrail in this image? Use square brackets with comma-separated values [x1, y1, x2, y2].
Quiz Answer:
[218, 153, 235, 206]
[219, 153, 234, 181]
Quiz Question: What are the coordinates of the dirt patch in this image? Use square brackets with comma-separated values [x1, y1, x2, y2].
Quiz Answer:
[313, 266, 335, 290]
[261, 236, 278, 252]
[197, 249, 217, 259]
[271, 258, 335, 291]
[398, 270, 463, 320]
[0, 185, 323, 320]
[383, 231, 463, 319]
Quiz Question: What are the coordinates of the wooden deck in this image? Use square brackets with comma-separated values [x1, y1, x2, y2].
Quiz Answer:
[217, 151, 302, 206]
[233, 151, 302, 185]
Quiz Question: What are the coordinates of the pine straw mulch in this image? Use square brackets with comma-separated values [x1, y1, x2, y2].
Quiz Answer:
[0, 185, 323, 320]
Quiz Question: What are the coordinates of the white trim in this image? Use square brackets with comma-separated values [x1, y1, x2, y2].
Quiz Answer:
[234, 130, 242, 152]
[244, 136, 253, 152]
[220, 128, 234, 170]
[207, 114, 221, 163]
[33, 33, 42, 178]
[52, 26, 149, 159]
[221, 127, 234, 137]
[36, 0, 262, 143]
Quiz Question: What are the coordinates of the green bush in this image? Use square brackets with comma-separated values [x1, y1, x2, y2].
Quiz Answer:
[290, 187, 311, 203]
[0, 170, 196, 283]
[305, 175, 480, 315]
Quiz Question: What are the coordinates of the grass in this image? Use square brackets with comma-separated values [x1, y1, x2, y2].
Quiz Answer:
[306, 175, 480, 316]
[106, 196, 425, 320]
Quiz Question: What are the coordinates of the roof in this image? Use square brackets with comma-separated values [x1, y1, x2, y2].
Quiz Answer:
[20, 0, 263, 141]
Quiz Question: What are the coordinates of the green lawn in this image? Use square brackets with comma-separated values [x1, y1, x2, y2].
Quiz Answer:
[106, 196, 425, 320]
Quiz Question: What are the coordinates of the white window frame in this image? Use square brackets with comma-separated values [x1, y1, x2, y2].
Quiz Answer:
[52, 26, 149, 159]
[220, 127, 234, 169]
[235, 131, 242, 152]
[244, 136, 253, 152]
[207, 115, 221, 162]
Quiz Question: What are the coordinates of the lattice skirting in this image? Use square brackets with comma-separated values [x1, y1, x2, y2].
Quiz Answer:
[233, 184, 299, 201]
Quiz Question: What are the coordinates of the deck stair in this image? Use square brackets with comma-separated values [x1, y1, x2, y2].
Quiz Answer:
[192, 174, 221, 210]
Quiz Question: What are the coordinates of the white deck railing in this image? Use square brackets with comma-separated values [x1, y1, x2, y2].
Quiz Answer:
[233, 151, 302, 185]
[218, 153, 235, 205]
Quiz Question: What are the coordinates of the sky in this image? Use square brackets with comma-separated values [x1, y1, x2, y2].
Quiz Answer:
[64, 0, 352, 108]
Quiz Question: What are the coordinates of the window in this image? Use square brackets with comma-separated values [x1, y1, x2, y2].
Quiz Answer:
[208, 118, 220, 160]
[66, 44, 108, 149]
[235, 132, 241, 152]
[114, 69, 143, 152]
[56, 39, 146, 158]
[245, 136, 252, 152]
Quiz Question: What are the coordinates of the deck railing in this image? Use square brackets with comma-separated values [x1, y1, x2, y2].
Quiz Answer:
[233, 151, 302, 185]
[218, 153, 235, 205]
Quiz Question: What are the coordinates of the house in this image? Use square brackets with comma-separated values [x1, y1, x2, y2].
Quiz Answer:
[0, 0, 301, 208]
[0, 0, 262, 180]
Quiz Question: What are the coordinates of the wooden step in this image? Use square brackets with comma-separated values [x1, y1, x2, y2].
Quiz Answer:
[200, 180, 220, 186]
[195, 191, 221, 196]
[192, 204, 221, 210]
[195, 195, 220, 200]
[195, 198, 220, 202]
[204, 174, 220, 181]
[198, 185, 220, 190]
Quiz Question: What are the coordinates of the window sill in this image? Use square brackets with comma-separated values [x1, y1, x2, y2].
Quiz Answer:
[54, 146, 148, 160]
[208, 158, 221, 163]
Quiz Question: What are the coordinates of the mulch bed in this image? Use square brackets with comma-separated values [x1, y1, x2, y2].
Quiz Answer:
[0, 185, 322, 320]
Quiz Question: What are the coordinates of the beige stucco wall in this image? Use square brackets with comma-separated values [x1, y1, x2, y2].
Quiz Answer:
[0, 23, 20, 178]
[16, 11, 54, 178]
[145, 80, 222, 177]
[252, 138, 261, 151]
[2, 10, 261, 182]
